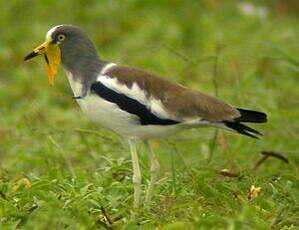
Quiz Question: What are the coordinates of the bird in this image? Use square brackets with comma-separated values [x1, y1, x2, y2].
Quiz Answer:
[24, 25, 267, 209]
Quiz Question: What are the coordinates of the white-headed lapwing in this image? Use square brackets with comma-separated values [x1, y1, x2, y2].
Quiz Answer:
[24, 25, 267, 209]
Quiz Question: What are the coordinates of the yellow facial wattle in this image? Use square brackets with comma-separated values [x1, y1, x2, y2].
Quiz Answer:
[43, 44, 61, 85]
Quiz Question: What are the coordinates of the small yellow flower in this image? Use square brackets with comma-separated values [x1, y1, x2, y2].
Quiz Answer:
[248, 185, 261, 200]
[12, 178, 31, 191]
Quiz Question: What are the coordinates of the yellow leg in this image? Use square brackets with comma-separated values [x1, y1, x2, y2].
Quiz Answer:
[144, 141, 160, 208]
[128, 138, 141, 209]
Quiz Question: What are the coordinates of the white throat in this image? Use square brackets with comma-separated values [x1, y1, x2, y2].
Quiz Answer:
[65, 71, 84, 97]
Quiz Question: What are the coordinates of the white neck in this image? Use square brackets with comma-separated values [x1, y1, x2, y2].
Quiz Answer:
[66, 71, 84, 97]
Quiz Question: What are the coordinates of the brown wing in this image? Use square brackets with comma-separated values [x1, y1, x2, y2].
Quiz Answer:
[103, 65, 240, 122]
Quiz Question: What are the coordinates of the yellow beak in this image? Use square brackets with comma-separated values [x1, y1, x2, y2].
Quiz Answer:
[24, 39, 61, 85]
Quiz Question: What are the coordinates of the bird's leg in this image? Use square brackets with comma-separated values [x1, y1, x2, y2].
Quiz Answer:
[128, 138, 141, 209]
[144, 141, 160, 208]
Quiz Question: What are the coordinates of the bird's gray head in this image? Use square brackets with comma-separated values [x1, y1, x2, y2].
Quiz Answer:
[24, 25, 104, 85]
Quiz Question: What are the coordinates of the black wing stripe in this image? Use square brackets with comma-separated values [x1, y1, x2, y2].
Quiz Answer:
[90, 81, 180, 126]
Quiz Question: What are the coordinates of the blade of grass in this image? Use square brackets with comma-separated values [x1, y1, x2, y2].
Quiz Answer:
[47, 134, 76, 178]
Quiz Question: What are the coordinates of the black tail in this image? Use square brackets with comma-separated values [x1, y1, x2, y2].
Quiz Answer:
[224, 121, 262, 139]
[235, 108, 267, 123]
[223, 108, 267, 139]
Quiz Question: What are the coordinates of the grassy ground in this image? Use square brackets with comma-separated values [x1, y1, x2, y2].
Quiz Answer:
[0, 0, 299, 229]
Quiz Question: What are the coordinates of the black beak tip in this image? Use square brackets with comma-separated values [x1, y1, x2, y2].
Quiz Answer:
[24, 51, 38, 61]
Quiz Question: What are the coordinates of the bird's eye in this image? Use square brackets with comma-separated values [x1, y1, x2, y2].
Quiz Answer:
[57, 34, 66, 42]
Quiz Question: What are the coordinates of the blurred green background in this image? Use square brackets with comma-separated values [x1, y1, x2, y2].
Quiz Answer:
[0, 0, 298, 229]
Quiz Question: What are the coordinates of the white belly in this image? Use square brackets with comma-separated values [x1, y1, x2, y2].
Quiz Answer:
[77, 94, 182, 139]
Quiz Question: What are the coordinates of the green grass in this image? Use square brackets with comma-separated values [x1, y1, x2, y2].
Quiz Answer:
[0, 0, 299, 229]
